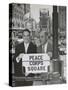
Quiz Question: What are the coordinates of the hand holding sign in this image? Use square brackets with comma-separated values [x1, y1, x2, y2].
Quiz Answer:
[48, 52, 52, 58]
[16, 53, 24, 63]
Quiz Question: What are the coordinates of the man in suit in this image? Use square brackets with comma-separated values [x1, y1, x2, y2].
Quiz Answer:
[37, 31, 53, 57]
[35, 31, 53, 85]
[14, 29, 37, 86]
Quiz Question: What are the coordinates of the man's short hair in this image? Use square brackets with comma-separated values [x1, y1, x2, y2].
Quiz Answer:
[23, 29, 30, 34]
[40, 31, 48, 36]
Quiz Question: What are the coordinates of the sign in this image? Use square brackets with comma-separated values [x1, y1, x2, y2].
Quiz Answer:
[22, 54, 50, 74]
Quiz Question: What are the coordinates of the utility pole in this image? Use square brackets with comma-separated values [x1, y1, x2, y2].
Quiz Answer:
[52, 6, 62, 75]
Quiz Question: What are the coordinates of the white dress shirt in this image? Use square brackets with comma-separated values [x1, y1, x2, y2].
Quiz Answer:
[42, 42, 48, 53]
[24, 43, 29, 53]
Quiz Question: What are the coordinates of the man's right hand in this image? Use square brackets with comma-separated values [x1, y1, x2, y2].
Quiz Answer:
[16, 53, 24, 63]
[16, 56, 21, 63]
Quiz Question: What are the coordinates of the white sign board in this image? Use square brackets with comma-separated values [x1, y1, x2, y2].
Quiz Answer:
[22, 54, 50, 74]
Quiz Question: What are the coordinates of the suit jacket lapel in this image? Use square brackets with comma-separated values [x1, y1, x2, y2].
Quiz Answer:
[37, 45, 42, 53]
[22, 42, 25, 53]
[46, 42, 51, 53]
[27, 42, 31, 53]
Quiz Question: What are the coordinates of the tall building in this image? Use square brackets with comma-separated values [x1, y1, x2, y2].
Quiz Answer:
[58, 6, 66, 37]
[9, 3, 30, 29]
[39, 9, 50, 33]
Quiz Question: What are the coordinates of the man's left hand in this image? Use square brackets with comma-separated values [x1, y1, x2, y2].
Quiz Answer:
[48, 52, 52, 58]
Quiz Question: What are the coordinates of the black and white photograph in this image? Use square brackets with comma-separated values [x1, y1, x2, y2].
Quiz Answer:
[9, 3, 66, 87]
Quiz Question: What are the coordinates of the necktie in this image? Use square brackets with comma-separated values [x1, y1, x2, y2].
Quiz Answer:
[42, 45, 44, 53]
